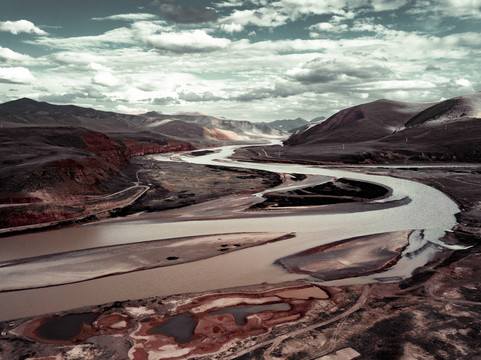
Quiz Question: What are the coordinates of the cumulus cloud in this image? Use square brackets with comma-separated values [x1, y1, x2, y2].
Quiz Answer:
[286, 57, 392, 84]
[455, 78, 472, 87]
[222, 8, 289, 27]
[153, 0, 218, 23]
[0, 67, 36, 84]
[0, 47, 33, 63]
[0, 20, 47, 35]
[151, 96, 179, 105]
[50, 52, 105, 67]
[179, 91, 221, 102]
[309, 22, 348, 37]
[92, 71, 120, 87]
[220, 23, 244, 33]
[144, 30, 230, 53]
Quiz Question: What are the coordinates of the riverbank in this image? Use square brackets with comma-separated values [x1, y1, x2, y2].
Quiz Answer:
[0, 158, 282, 236]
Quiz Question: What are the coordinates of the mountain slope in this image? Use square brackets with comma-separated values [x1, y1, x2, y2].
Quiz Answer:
[234, 92, 481, 164]
[0, 98, 285, 141]
[139, 113, 286, 139]
[261, 118, 309, 133]
[285, 99, 428, 146]
[405, 92, 481, 127]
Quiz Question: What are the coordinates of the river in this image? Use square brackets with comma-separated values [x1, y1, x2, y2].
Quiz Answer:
[0, 143, 461, 321]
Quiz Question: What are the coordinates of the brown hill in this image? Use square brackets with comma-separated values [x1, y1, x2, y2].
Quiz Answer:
[0, 98, 285, 141]
[237, 92, 481, 164]
[285, 99, 428, 146]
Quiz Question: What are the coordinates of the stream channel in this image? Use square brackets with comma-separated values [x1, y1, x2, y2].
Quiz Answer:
[0, 143, 462, 321]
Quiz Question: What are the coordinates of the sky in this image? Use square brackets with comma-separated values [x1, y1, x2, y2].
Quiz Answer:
[0, 0, 480, 121]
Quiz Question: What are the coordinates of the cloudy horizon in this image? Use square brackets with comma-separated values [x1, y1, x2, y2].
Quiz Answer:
[0, 0, 480, 121]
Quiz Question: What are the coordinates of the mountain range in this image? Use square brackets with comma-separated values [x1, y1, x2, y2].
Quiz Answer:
[239, 91, 481, 164]
[0, 98, 287, 222]
[0, 98, 285, 142]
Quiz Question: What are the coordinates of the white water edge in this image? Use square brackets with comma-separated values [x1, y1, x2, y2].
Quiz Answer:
[0, 142, 462, 321]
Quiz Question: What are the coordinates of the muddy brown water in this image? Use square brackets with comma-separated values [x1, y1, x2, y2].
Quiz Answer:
[0, 143, 462, 321]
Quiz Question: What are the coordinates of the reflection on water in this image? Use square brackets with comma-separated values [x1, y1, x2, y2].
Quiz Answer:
[211, 302, 291, 325]
[147, 303, 291, 344]
[35, 312, 97, 341]
[148, 313, 197, 344]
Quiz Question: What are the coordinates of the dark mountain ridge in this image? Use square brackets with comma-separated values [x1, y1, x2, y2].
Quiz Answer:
[285, 99, 430, 146]
[260, 118, 309, 133]
[0, 98, 286, 140]
[235, 91, 481, 164]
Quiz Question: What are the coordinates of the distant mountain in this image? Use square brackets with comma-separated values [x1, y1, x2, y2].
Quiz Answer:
[0, 98, 141, 132]
[261, 118, 309, 133]
[310, 116, 326, 123]
[240, 92, 481, 164]
[0, 98, 285, 141]
[144, 119, 241, 141]
[139, 113, 287, 139]
[288, 117, 326, 136]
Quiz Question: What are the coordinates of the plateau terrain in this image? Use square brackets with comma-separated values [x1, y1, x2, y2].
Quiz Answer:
[1, 92, 481, 360]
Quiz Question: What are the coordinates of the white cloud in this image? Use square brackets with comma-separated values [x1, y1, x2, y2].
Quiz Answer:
[455, 78, 471, 87]
[216, 1, 244, 7]
[0, 20, 47, 35]
[222, 8, 289, 27]
[92, 13, 158, 22]
[92, 71, 120, 87]
[220, 23, 244, 33]
[0, 67, 36, 84]
[274, 0, 368, 19]
[144, 30, 230, 53]
[309, 22, 348, 37]
[408, 0, 481, 18]
[286, 56, 392, 84]
[437, 0, 481, 18]
[50, 52, 105, 67]
[370, 0, 409, 11]
[0, 47, 33, 64]
[30, 27, 134, 51]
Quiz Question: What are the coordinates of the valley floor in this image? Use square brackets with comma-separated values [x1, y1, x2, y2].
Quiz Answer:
[1, 163, 481, 359]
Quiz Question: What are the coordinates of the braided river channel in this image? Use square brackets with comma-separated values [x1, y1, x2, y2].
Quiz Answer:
[0, 143, 462, 321]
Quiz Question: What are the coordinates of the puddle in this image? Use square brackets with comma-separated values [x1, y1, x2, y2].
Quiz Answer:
[35, 312, 97, 341]
[210, 303, 291, 325]
[148, 313, 197, 343]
